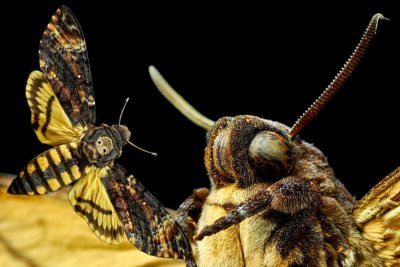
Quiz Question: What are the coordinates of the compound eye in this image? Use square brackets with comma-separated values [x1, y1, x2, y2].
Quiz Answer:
[248, 131, 293, 178]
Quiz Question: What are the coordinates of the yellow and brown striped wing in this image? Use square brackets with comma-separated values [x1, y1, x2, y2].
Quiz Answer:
[103, 164, 195, 263]
[8, 142, 85, 195]
[353, 167, 400, 265]
[69, 166, 125, 244]
[26, 71, 86, 145]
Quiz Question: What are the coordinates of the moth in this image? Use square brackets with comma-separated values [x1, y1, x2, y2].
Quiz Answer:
[149, 14, 400, 266]
[7, 6, 196, 266]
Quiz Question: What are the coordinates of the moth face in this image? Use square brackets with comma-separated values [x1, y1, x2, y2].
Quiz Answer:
[205, 115, 295, 188]
[81, 124, 131, 167]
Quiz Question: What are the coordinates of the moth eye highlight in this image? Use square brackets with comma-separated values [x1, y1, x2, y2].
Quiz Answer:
[248, 131, 293, 178]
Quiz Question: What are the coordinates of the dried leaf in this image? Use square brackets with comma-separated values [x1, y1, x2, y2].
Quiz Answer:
[0, 174, 185, 267]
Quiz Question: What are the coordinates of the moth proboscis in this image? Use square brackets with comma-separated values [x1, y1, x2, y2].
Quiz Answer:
[7, 6, 196, 266]
[150, 14, 399, 266]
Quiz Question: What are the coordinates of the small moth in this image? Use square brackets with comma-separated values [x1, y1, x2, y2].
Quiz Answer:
[8, 6, 195, 266]
[150, 14, 400, 266]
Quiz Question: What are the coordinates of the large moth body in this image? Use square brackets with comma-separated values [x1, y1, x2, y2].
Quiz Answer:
[150, 13, 400, 267]
[196, 116, 382, 266]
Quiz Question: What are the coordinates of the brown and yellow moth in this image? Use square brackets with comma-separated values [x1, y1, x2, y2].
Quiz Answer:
[149, 14, 400, 266]
[7, 6, 196, 266]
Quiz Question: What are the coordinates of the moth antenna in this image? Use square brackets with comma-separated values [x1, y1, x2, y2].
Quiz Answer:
[118, 98, 157, 156]
[289, 13, 387, 138]
[127, 140, 157, 157]
[149, 65, 215, 131]
[119, 97, 130, 126]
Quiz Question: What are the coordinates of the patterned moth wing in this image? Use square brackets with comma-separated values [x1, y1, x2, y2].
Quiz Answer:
[68, 165, 126, 244]
[8, 71, 88, 195]
[26, 70, 87, 146]
[103, 164, 196, 265]
[39, 5, 95, 128]
[352, 167, 400, 265]
[8, 6, 196, 265]
[9, 5, 95, 196]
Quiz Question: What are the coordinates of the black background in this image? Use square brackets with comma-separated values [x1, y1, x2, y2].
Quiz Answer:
[0, 1, 398, 209]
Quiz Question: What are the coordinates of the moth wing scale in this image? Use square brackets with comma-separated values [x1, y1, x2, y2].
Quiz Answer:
[39, 5, 96, 128]
[103, 164, 196, 264]
[26, 71, 86, 145]
[353, 167, 400, 265]
[68, 166, 125, 245]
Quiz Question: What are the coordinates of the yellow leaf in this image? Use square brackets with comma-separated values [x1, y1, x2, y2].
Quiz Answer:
[0, 174, 185, 267]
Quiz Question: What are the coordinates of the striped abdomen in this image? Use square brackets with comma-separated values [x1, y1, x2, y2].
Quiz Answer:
[8, 142, 86, 195]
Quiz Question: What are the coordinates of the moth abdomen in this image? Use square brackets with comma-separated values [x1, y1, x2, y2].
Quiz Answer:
[8, 142, 85, 195]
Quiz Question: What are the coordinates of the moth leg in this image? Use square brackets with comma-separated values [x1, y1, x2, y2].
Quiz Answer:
[194, 190, 272, 240]
[269, 176, 317, 214]
[176, 187, 209, 239]
[195, 178, 318, 240]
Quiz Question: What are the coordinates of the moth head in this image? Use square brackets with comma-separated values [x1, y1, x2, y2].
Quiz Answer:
[149, 12, 385, 186]
[205, 115, 295, 187]
[147, 60, 347, 187]
[149, 14, 387, 242]
[115, 124, 131, 145]
[149, 66, 298, 187]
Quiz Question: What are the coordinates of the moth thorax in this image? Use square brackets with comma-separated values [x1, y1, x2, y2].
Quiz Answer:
[248, 131, 293, 178]
[95, 136, 114, 155]
[81, 124, 130, 167]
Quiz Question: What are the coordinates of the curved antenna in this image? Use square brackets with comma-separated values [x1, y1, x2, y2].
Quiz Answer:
[290, 13, 387, 138]
[118, 98, 157, 156]
[149, 65, 215, 131]
[127, 140, 157, 157]
[119, 97, 130, 126]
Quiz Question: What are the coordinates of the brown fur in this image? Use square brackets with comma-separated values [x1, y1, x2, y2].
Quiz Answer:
[150, 14, 392, 266]
[178, 116, 391, 266]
